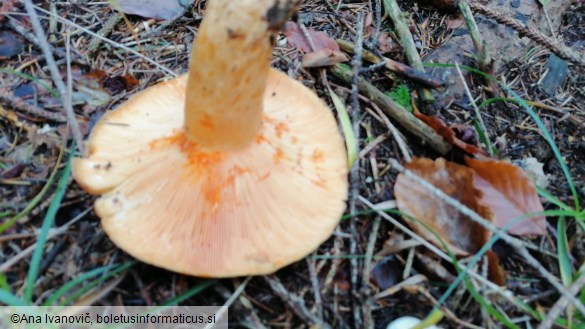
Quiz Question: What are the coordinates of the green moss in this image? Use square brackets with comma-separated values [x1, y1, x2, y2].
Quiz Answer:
[386, 84, 412, 112]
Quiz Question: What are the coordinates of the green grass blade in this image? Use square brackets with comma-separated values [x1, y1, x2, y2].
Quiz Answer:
[537, 187, 573, 212]
[557, 217, 573, 287]
[57, 261, 136, 306]
[0, 289, 28, 306]
[23, 155, 72, 302]
[327, 86, 357, 168]
[460, 275, 520, 329]
[43, 261, 136, 306]
[0, 273, 10, 292]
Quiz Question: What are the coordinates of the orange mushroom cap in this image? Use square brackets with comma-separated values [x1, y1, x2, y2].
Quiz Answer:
[72, 0, 348, 277]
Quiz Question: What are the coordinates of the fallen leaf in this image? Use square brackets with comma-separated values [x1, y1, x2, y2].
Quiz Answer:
[395, 157, 505, 285]
[370, 257, 402, 290]
[0, 31, 24, 59]
[83, 70, 138, 93]
[465, 157, 546, 236]
[284, 22, 347, 67]
[302, 48, 348, 67]
[112, 0, 185, 20]
[413, 110, 489, 158]
[285, 22, 340, 53]
[395, 157, 492, 256]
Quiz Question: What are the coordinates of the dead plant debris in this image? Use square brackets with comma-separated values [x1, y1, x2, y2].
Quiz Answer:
[1, 0, 584, 328]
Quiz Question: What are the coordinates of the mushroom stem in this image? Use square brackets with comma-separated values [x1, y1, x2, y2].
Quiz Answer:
[184, 0, 295, 151]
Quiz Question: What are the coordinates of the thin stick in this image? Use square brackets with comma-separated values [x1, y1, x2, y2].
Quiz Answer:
[0, 90, 67, 122]
[454, 64, 493, 156]
[264, 276, 333, 329]
[0, 207, 92, 272]
[329, 64, 451, 154]
[458, 1, 491, 70]
[87, 12, 122, 54]
[202, 277, 251, 329]
[371, 0, 383, 44]
[362, 216, 381, 329]
[337, 39, 445, 89]
[382, 0, 434, 102]
[306, 257, 324, 321]
[6, 16, 75, 62]
[537, 272, 585, 329]
[22, 0, 84, 153]
[348, 12, 365, 329]
[370, 102, 412, 161]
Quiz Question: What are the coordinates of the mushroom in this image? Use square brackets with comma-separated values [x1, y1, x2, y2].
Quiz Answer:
[386, 316, 442, 329]
[72, 0, 348, 277]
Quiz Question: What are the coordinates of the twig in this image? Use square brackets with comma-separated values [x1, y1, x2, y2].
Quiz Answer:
[337, 39, 445, 89]
[264, 276, 332, 329]
[87, 12, 122, 55]
[370, 102, 412, 161]
[0, 90, 67, 122]
[464, 0, 585, 66]
[306, 257, 324, 321]
[359, 131, 389, 160]
[22, 0, 84, 153]
[349, 12, 365, 329]
[299, 23, 317, 52]
[454, 64, 493, 156]
[458, 1, 491, 70]
[370, 0, 383, 46]
[6, 16, 72, 62]
[388, 159, 585, 315]
[202, 277, 250, 329]
[329, 64, 452, 154]
[0, 207, 92, 272]
[537, 272, 585, 329]
[382, 0, 434, 102]
[362, 216, 381, 329]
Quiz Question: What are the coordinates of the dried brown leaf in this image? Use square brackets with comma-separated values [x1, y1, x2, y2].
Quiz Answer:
[370, 257, 402, 290]
[395, 157, 492, 256]
[466, 157, 546, 236]
[284, 22, 340, 53]
[413, 110, 489, 158]
[0, 31, 23, 59]
[301, 49, 348, 67]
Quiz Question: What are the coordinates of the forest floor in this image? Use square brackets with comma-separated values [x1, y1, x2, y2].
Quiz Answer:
[1, 0, 584, 328]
